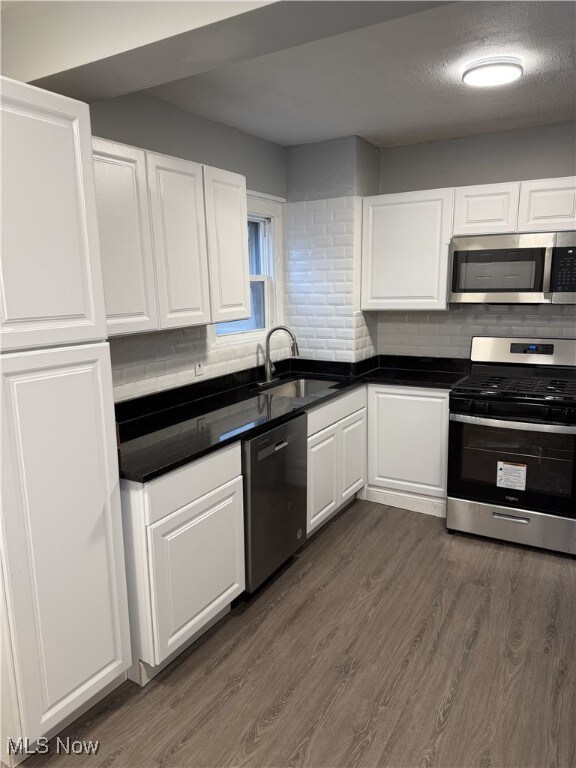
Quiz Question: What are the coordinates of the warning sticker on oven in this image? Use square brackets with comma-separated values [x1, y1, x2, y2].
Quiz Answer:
[496, 461, 527, 491]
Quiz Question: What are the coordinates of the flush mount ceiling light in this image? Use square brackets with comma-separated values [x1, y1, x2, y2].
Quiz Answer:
[462, 57, 523, 87]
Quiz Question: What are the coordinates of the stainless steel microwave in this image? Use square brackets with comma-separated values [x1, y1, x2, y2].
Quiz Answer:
[448, 231, 576, 304]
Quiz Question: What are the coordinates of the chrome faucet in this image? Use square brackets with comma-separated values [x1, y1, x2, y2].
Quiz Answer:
[262, 325, 300, 384]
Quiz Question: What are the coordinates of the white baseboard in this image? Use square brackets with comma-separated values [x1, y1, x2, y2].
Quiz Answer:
[307, 494, 357, 538]
[359, 486, 446, 518]
[128, 605, 230, 687]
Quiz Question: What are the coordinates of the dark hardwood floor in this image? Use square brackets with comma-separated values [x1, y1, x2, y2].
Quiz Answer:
[26, 502, 576, 768]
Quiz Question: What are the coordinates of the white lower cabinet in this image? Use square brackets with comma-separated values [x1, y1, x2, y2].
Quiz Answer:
[1, 343, 131, 765]
[340, 409, 367, 500]
[121, 444, 245, 682]
[366, 385, 449, 517]
[308, 425, 340, 532]
[307, 388, 367, 535]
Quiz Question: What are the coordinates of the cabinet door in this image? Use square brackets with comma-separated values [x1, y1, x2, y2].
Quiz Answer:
[1, 343, 130, 745]
[147, 152, 211, 328]
[204, 166, 250, 322]
[518, 177, 576, 232]
[453, 182, 520, 235]
[307, 425, 339, 534]
[368, 386, 449, 498]
[361, 188, 453, 311]
[92, 139, 158, 335]
[339, 408, 366, 502]
[148, 477, 244, 665]
[0, 77, 106, 351]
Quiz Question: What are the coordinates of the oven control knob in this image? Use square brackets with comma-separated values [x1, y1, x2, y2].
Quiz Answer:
[464, 399, 473, 412]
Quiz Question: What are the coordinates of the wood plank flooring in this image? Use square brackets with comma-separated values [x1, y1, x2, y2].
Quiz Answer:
[25, 502, 576, 768]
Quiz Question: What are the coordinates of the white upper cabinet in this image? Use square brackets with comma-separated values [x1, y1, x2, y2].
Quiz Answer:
[1, 342, 130, 746]
[453, 182, 520, 235]
[517, 177, 576, 232]
[92, 143, 251, 334]
[0, 77, 106, 351]
[147, 153, 212, 328]
[92, 139, 159, 336]
[361, 187, 453, 311]
[204, 166, 251, 322]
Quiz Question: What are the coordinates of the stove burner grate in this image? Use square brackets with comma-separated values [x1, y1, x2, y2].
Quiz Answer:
[454, 375, 576, 398]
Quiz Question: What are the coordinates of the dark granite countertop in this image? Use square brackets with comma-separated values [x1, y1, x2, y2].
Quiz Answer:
[364, 367, 467, 389]
[116, 355, 469, 483]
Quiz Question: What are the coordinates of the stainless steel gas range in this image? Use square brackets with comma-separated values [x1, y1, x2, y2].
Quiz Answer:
[447, 337, 576, 555]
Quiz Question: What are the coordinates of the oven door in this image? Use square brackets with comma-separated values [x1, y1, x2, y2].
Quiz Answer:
[449, 234, 554, 304]
[448, 414, 576, 517]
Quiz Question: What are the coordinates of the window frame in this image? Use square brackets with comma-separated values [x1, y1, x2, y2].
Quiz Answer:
[210, 192, 284, 347]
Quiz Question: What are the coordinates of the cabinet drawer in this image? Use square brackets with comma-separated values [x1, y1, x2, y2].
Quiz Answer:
[307, 387, 367, 436]
[146, 443, 241, 525]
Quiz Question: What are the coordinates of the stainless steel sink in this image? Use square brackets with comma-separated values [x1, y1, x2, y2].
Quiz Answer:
[258, 378, 338, 398]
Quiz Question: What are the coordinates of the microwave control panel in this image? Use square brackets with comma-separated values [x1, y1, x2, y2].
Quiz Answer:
[551, 246, 576, 292]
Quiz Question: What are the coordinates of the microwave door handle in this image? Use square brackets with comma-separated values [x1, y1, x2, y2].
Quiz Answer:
[449, 414, 576, 435]
[542, 245, 554, 297]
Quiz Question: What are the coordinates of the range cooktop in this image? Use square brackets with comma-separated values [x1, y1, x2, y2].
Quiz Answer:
[453, 373, 576, 401]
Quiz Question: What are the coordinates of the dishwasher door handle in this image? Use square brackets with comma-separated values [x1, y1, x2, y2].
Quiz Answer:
[256, 433, 295, 461]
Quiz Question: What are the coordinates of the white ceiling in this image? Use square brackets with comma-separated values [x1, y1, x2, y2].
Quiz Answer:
[147, 1, 576, 147]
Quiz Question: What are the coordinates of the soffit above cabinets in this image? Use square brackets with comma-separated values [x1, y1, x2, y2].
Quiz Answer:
[14, 2, 575, 150]
[146, 1, 575, 147]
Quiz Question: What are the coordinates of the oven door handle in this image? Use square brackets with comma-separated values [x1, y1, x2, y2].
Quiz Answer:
[449, 413, 576, 434]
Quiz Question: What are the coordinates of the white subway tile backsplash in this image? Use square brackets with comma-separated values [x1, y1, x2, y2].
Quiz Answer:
[377, 304, 576, 358]
[110, 322, 292, 401]
[285, 196, 376, 364]
[326, 222, 348, 235]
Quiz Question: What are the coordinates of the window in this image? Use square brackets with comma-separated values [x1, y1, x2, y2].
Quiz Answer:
[215, 214, 275, 337]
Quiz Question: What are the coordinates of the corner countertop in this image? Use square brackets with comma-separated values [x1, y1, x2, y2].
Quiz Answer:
[115, 355, 468, 483]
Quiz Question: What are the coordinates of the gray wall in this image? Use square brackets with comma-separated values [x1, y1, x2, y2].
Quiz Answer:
[356, 138, 380, 197]
[90, 92, 287, 198]
[379, 122, 576, 193]
[286, 136, 379, 201]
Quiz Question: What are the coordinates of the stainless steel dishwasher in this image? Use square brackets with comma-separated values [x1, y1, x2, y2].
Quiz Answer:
[243, 414, 307, 592]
